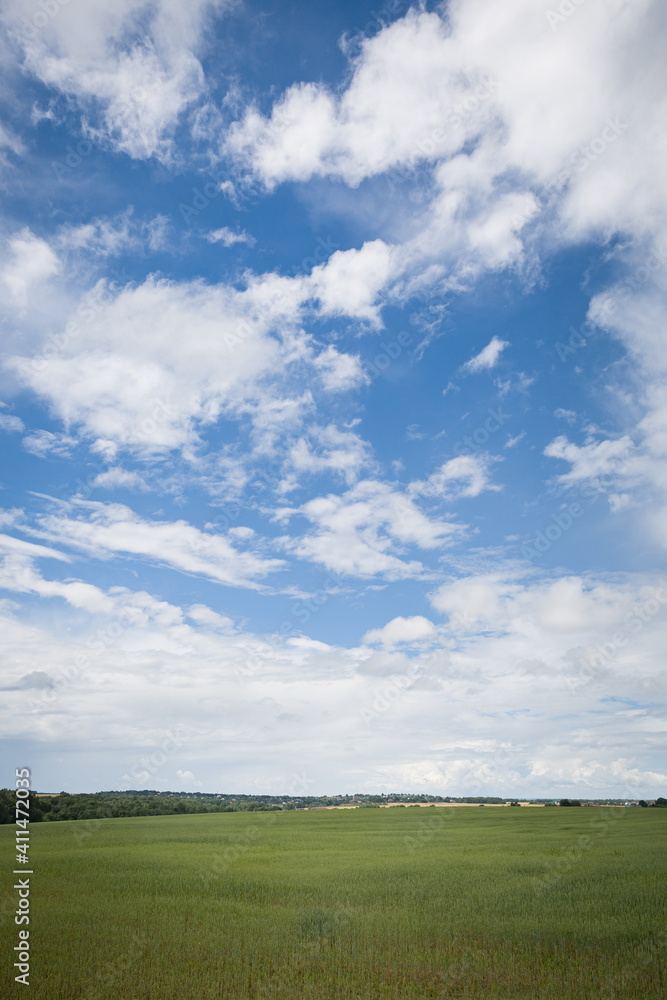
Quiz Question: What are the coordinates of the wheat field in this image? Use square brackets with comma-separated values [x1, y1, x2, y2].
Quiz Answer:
[1, 806, 665, 998]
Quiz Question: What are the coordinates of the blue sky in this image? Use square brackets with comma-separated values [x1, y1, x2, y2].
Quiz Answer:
[1, 0, 666, 797]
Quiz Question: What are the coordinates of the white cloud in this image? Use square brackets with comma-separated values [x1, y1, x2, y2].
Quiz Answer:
[410, 454, 500, 499]
[0, 412, 24, 433]
[8, 275, 287, 457]
[0, 120, 24, 157]
[1, 561, 665, 796]
[5, 245, 410, 460]
[363, 615, 436, 647]
[313, 345, 369, 392]
[276, 480, 461, 579]
[429, 569, 632, 637]
[544, 435, 636, 487]
[504, 431, 525, 449]
[91, 468, 149, 491]
[0, 120, 25, 172]
[0, 550, 115, 614]
[22, 430, 79, 459]
[0, 229, 60, 309]
[285, 424, 374, 488]
[0, 486, 664, 797]
[0, 533, 70, 563]
[204, 227, 255, 247]
[186, 604, 234, 631]
[3, 0, 228, 162]
[56, 211, 170, 257]
[307, 241, 396, 326]
[226, 1, 667, 314]
[226, 11, 499, 189]
[29, 499, 285, 590]
[175, 769, 201, 787]
[461, 336, 509, 373]
[0, 509, 21, 529]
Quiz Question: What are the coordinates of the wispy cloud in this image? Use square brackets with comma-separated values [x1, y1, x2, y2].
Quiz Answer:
[461, 336, 509, 374]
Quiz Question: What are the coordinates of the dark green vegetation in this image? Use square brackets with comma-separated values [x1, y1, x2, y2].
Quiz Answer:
[3, 789, 661, 825]
[1, 807, 665, 998]
[0, 789, 246, 825]
[0, 790, 516, 824]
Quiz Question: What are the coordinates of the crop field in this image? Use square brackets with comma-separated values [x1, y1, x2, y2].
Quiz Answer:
[1, 806, 665, 998]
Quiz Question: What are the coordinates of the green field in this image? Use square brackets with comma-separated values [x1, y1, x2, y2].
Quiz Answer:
[1, 806, 665, 998]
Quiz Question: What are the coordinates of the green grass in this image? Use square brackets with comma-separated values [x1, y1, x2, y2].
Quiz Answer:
[1, 806, 665, 998]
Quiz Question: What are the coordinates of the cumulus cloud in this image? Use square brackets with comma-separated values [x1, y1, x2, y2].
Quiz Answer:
[276, 480, 461, 579]
[307, 241, 396, 326]
[2, 0, 229, 162]
[363, 615, 436, 647]
[90, 467, 149, 491]
[226, 1, 667, 309]
[284, 424, 374, 488]
[2, 0, 667, 798]
[225, 11, 499, 188]
[5, 249, 402, 460]
[410, 454, 500, 499]
[430, 570, 632, 637]
[0, 229, 60, 309]
[0, 560, 664, 796]
[8, 274, 287, 456]
[313, 345, 369, 393]
[544, 434, 636, 488]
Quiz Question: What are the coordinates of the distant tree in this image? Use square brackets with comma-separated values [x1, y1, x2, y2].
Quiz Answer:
[638, 800, 648, 808]
[650, 797, 667, 808]
[0, 789, 14, 824]
[559, 799, 582, 807]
